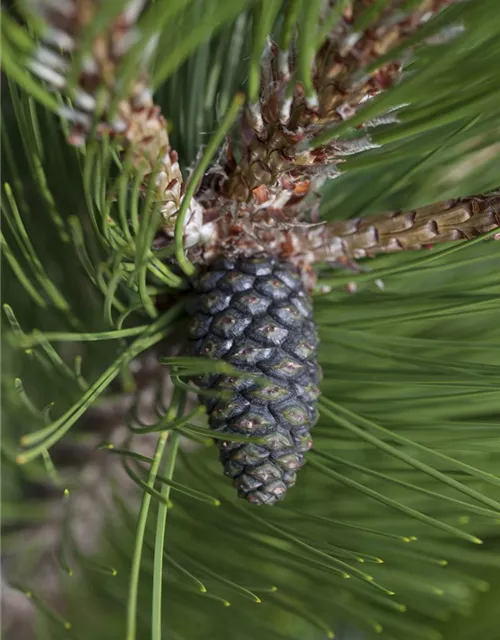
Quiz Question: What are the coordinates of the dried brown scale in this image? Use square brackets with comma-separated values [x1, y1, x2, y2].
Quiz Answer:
[34, 0, 183, 218]
[220, 0, 460, 206]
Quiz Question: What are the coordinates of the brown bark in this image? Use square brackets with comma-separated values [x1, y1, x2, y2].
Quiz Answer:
[293, 192, 500, 262]
[188, 193, 500, 272]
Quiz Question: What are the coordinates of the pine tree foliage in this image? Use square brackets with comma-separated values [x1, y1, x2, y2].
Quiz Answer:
[1, 1, 500, 640]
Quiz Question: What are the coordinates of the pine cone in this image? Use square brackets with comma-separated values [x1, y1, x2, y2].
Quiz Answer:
[188, 255, 321, 505]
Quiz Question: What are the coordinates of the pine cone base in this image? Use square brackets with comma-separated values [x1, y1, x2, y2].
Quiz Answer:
[188, 255, 321, 505]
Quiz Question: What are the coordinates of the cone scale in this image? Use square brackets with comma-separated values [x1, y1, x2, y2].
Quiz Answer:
[188, 255, 321, 505]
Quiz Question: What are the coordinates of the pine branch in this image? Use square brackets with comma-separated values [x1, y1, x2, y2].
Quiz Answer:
[12, 0, 498, 268]
[292, 191, 500, 262]
[186, 191, 500, 272]
[192, 0, 500, 270]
